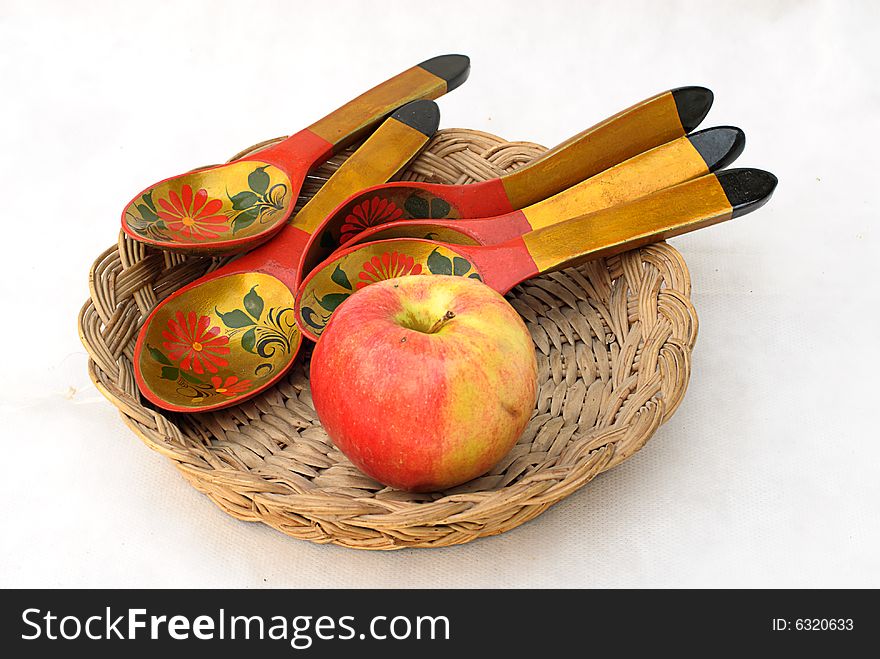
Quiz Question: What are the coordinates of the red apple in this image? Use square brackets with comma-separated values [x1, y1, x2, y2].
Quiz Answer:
[310, 275, 537, 492]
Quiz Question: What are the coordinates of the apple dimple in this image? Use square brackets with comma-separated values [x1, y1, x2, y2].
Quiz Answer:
[397, 308, 457, 335]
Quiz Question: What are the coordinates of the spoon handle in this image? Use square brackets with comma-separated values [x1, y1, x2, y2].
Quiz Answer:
[293, 101, 440, 236]
[306, 55, 469, 155]
[484, 169, 777, 292]
[223, 101, 441, 287]
[499, 87, 713, 209]
[341, 126, 745, 248]
[520, 126, 743, 229]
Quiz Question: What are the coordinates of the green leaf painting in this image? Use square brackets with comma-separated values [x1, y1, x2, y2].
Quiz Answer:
[331, 265, 353, 291]
[230, 191, 259, 210]
[243, 286, 264, 320]
[404, 194, 429, 218]
[430, 198, 451, 218]
[224, 167, 289, 236]
[231, 207, 259, 233]
[137, 203, 159, 223]
[179, 371, 202, 384]
[316, 292, 350, 312]
[453, 257, 472, 276]
[216, 307, 255, 328]
[241, 327, 257, 354]
[427, 248, 453, 275]
[160, 366, 179, 381]
[129, 191, 163, 239]
[147, 345, 172, 366]
[141, 190, 157, 213]
[404, 194, 452, 219]
[248, 166, 270, 195]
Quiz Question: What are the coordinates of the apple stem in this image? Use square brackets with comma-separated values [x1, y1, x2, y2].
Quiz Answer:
[427, 310, 456, 334]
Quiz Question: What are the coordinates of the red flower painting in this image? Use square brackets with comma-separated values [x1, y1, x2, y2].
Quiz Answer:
[356, 252, 423, 289]
[157, 184, 228, 241]
[339, 196, 404, 245]
[161, 311, 230, 374]
[209, 375, 252, 397]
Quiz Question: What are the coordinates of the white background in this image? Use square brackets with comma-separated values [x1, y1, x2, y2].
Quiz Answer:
[1, 0, 878, 588]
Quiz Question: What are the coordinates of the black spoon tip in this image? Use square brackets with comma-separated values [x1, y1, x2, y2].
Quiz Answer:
[391, 99, 441, 137]
[717, 168, 778, 218]
[419, 54, 471, 92]
[688, 126, 746, 172]
[671, 86, 714, 133]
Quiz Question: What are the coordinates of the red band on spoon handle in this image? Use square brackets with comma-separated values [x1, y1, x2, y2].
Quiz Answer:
[238, 129, 335, 175]
[465, 237, 541, 293]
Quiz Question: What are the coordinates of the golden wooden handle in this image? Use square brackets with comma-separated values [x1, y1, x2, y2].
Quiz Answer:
[501, 87, 713, 208]
[296, 101, 439, 234]
[521, 126, 744, 230]
[307, 55, 468, 152]
[522, 169, 776, 273]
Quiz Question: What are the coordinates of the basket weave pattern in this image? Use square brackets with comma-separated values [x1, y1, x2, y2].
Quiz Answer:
[78, 129, 698, 550]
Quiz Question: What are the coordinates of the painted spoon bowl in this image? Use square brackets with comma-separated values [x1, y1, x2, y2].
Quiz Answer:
[297, 86, 714, 276]
[134, 101, 441, 413]
[121, 54, 469, 255]
[337, 125, 745, 250]
[295, 168, 778, 340]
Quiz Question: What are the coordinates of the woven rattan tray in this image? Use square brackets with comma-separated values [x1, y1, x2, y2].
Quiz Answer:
[78, 129, 698, 550]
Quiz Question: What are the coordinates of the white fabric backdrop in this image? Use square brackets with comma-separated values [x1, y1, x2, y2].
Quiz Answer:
[1, 0, 877, 588]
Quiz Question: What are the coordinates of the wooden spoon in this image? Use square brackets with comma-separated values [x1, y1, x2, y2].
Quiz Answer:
[133, 101, 440, 412]
[337, 126, 744, 248]
[295, 168, 777, 340]
[121, 54, 469, 255]
[297, 86, 713, 275]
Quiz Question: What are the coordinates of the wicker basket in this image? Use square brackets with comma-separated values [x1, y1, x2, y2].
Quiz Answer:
[78, 129, 698, 550]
